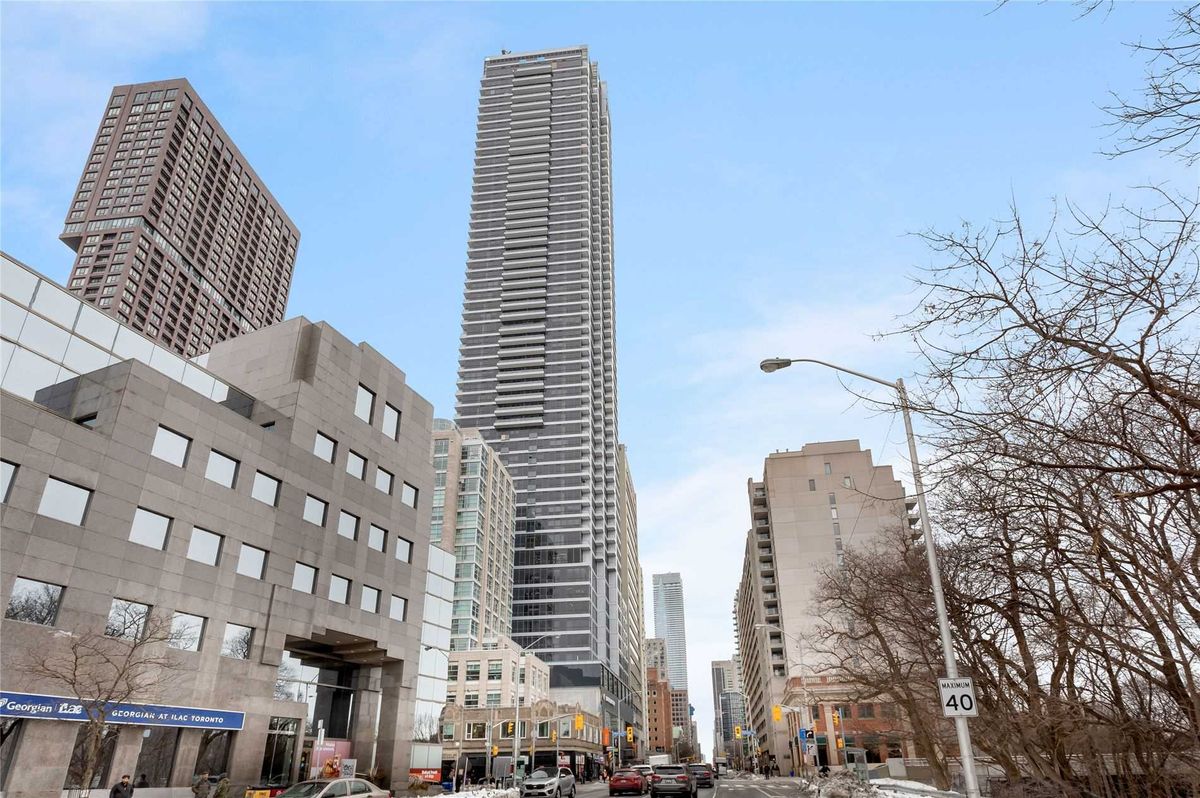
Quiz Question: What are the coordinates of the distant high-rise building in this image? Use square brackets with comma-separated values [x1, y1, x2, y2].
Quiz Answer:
[711, 659, 739, 757]
[454, 46, 637, 733]
[60, 79, 299, 357]
[645, 637, 667, 673]
[653, 573, 688, 691]
[430, 421, 516, 651]
[735, 441, 912, 771]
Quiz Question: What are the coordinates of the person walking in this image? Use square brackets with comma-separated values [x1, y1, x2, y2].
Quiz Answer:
[191, 772, 210, 798]
[109, 774, 134, 798]
[213, 777, 232, 798]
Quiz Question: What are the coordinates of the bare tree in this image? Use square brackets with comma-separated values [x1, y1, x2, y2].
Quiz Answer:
[21, 601, 184, 795]
[1104, 3, 1200, 164]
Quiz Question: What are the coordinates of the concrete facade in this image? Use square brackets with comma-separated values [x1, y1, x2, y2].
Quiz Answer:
[430, 421, 515, 651]
[733, 441, 913, 773]
[60, 80, 299, 357]
[445, 635, 551, 709]
[0, 264, 436, 795]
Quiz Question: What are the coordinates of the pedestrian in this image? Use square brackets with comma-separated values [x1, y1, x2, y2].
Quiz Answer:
[213, 778, 232, 798]
[109, 774, 134, 798]
[191, 772, 210, 798]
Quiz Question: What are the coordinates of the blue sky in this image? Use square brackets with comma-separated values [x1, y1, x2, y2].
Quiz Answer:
[2, 1, 1190, 760]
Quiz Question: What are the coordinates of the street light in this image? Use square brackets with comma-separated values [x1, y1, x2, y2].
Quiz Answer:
[759, 356, 981, 798]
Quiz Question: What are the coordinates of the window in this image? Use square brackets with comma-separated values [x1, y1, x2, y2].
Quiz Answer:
[808, 479, 816, 491]
[828, 493, 837, 505]
[106, 598, 150, 640]
[4, 577, 64, 625]
[465, 661, 480, 681]
[355, 384, 375, 423]
[488, 661, 503, 681]
[375, 467, 394, 494]
[129, 507, 171, 550]
[65, 724, 119, 789]
[303, 495, 328, 526]
[360, 585, 380, 613]
[395, 536, 413, 563]
[346, 450, 366, 479]
[1, 461, 17, 502]
[193, 729, 233, 781]
[204, 450, 239, 487]
[237, 544, 267, 579]
[824, 462, 833, 475]
[169, 612, 205, 651]
[186, 527, 223, 565]
[337, 511, 359, 540]
[368, 524, 386, 552]
[400, 482, 418, 508]
[252, 471, 280, 506]
[133, 727, 180, 787]
[389, 594, 407, 621]
[292, 563, 317, 594]
[383, 403, 400, 439]
[858, 703, 875, 719]
[329, 574, 350, 604]
[37, 477, 92, 525]
[150, 425, 190, 466]
[313, 432, 337, 463]
[843, 476, 854, 488]
[221, 623, 253, 659]
[464, 693, 479, 708]
[487, 691, 501, 707]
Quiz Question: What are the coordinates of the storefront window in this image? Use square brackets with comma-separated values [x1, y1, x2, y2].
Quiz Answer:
[194, 729, 234, 777]
[274, 651, 357, 738]
[134, 727, 180, 786]
[260, 717, 299, 787]
[64, 724, 120, 789]
[0, 719, 24, 788]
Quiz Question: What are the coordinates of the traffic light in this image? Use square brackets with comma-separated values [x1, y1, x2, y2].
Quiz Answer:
[734, 725, 742, 739]
[506, 721, 515, 735]
[551, 729, 558, 743]
[831, 712, 840, 727]
[575, 713, 584, 730]
[836, 737, 845, 749]
[626, 725, 634, 743]
[772, 705, 782, 722]
[492, 745, 499, 757]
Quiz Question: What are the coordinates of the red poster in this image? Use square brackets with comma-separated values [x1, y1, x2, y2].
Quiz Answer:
[410, 768, 442, 782]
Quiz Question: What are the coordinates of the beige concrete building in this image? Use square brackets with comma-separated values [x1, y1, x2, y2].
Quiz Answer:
[445, 634, 551, 709]
[430, 421, 516, 652]
[734, 441, 914, 774]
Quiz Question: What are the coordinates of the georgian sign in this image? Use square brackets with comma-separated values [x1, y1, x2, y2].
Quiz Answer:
[0, 691, 245, 730]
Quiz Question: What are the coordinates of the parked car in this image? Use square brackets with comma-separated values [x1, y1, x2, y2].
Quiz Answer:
[609, 768, 648, 796]
[650, 765, 695, 798]
[687, 764, 714, 788]
[274, 778, 389, 798]
[521, 767, 577, 798]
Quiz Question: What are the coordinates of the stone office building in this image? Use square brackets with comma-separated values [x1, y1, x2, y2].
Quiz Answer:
[0, 255, 437, 793]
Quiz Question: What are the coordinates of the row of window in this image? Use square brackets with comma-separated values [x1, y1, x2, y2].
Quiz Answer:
[311, 428, 416, 505]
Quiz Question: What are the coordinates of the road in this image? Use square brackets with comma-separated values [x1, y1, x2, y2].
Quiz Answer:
[576, 776, 811, 798]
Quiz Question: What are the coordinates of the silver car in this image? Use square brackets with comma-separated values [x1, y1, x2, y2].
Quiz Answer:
[275, 778, 390, 798]
[521, 767, 577, 798]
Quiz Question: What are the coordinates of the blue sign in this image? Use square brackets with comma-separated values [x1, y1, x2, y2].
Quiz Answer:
[0, 691, 244, 730]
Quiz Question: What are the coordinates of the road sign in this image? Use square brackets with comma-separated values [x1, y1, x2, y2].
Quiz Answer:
[938, 677, 979, 717]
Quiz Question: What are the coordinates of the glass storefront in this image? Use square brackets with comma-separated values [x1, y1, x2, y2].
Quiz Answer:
[134, 727, 181, 787]
[64, 724, 119, 789]
[260, 717, 300, 786]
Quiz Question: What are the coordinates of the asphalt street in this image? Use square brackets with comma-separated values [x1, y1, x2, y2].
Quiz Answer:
[576, 776, 811, 798]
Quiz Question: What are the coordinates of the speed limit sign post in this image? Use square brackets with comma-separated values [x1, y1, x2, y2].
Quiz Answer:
[938, 677, 979, 717]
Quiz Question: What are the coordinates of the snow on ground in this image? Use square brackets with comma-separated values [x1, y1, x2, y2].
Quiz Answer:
[450, 789, 520, 798]
[871, 778, 962, 798]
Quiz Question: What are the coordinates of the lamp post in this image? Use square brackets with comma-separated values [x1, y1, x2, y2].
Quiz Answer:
[759, 356, 980, 798]
[514, 633, 560, 784]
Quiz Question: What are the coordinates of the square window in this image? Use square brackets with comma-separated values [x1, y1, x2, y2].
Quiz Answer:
[383, 403, 400, 440]
[251, 472, 280, 506]
[374, 467, 394, 495]
[150, 425, 190, 467]
[220, 623, 253, 659]
[204, 450, 239, 488]
[237, 544, 267, 579]
[329, 574, 350, 604]
[129, 507, 171, 550]
[37, 478, 92, 525]
[4, 577, 64, 625]
[368, 524, 386, 552]
[106, 599, 150, 640]
[1, 460, 16, 502]
[313, 432, 336, 463]
[303, 495, 328, 526]
[395, 536, 413, 563]
[400, 482, 418, 509]
[169, 612, 205, 651]
[186, 527, 222, 566]
[360, 585, 380, 613]
[346, 450, 366, 480]
[389, 594, 407, 621]
[337, 511, 359, 540]
[291, 563, 317, 594]
[355, 384, 375, 423]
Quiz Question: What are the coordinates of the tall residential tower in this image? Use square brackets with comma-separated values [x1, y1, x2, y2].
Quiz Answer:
[652, 572, 688, 691]
[60, 79, 299, 356]
[453, 47, 639, 734]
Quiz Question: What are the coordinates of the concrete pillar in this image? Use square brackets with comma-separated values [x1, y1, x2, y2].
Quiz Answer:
[374, 661, 412, 791]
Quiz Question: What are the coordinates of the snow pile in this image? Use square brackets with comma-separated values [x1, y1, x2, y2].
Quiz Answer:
[452, 789, 520, 798]
[872, 778, 961, 797]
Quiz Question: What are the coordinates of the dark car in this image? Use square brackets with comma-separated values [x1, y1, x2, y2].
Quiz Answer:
[650, 765, 695, 798]
[609, 768, 648, 796]
[687, 765, 713, 788]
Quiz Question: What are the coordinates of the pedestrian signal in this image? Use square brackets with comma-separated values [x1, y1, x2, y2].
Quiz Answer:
[575, 713, 584, 730]
[772, 705, 782, 722]
[734, 725, 742, 739]
[626, 726, 634, 743]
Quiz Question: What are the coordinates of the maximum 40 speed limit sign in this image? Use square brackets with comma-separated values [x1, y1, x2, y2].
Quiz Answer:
[938, 677, 979, 717]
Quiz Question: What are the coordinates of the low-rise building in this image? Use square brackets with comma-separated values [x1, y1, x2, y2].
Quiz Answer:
[644, 667, 672, 755]
[445, 635, 551, 709]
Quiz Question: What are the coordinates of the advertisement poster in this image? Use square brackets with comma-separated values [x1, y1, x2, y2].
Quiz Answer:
[410, 768, 441, 782]
[340, 759, 357, 778]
